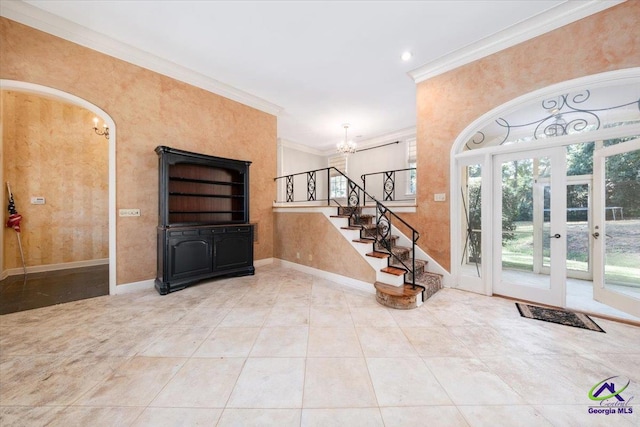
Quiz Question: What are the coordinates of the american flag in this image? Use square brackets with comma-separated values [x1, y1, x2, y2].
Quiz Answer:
[6, 187, 22, 233]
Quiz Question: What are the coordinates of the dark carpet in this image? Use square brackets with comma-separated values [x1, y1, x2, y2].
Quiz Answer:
[516, 302, 605, 333]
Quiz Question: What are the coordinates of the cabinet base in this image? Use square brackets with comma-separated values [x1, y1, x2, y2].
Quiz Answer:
[155, 266, 255, 295]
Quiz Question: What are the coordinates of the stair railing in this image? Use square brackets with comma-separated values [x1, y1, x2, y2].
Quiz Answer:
[361, 167, 416, 205]
[274, 167, 423, 291]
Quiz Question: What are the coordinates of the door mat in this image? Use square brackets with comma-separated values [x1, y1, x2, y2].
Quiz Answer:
[516, 303, 605, 333]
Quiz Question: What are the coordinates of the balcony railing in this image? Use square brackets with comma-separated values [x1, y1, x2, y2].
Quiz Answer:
[274, 167, 422, 291]
[361, 167, 416, 205]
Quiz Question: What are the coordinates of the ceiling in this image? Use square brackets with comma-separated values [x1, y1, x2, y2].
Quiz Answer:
[4, 1, 621, 151]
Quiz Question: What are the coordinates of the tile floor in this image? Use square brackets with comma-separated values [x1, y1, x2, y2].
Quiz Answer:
[1, 264, 639, 426]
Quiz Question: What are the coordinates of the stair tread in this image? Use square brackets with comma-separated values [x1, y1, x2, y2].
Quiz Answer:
[390, 259, 428, 268]
[389, 246, 410, 255]
[374, 282, 422, 297]
[381, 266, 406, 276]
[366, 251, 389, 259]
[340, 226, 362, 230]
[353, 238, 375, 244]
[420, 271, 443, 278]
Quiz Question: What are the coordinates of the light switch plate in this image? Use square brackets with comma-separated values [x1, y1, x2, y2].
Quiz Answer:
[31, 196, 46, 204]
[119, 208, 140, 217]
[434, 193, 446, 202]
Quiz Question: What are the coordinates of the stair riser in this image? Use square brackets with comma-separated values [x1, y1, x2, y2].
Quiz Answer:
[350, 216, 374, 227]
[375, 290, 423, 310]
[376, 271, 405, 286]
[402, 268, 426, 282]
[338, 207, 362, 217]
[373, 238, 399, 250]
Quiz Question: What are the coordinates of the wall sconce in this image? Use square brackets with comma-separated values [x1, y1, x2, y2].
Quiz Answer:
[93, 117, 110, 140]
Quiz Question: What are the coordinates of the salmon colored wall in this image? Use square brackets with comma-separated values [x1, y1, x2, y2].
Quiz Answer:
[2, 91, 108, 269]
[0, 18, 276, 285]
[415, 1, 640, 271]
[274, 212, 376, 283]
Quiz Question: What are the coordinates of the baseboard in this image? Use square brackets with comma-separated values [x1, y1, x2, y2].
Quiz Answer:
[254, 257, 275, 268]
[114, 278, 155, 295]
[277, 259, 375, 295]
[1, 258, 109, 279]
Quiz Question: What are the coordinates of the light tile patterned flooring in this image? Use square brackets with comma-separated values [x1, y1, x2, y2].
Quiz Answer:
[1, 264, 639, 426]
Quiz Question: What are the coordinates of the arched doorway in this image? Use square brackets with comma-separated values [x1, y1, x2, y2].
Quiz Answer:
[450, 69, 640, 320]
[0, 80, 116, 304]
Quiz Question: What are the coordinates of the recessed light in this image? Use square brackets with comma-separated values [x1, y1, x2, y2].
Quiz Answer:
[401, 51, 413, 61]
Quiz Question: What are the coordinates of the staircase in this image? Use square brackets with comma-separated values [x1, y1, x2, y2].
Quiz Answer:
[332, 206, 442, 309]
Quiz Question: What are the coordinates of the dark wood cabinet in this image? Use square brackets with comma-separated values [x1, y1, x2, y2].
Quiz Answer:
[155, 146, 254, 295]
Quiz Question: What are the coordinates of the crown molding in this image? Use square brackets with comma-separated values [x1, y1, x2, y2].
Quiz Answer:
[0, 0, 283, 116]
[408, 0, 626, 83]
[278, 138, 326, 156]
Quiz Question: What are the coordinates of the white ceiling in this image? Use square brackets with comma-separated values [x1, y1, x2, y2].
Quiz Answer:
[3, 1, 622, 151]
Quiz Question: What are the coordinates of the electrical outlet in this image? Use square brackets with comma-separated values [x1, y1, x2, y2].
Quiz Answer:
[296, 252, 300, 259]
[30, 197, 45, 205]
[308, 254, 313, 261]
[434, 193, 446, 202]
[119, 208, 140, 217]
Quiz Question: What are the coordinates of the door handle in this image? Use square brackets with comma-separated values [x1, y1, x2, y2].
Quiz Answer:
[592, 232, 600, 239]
[551, 233, 561, 239]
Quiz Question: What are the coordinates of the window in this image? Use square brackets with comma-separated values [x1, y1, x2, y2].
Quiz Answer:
[329, 155, 347, 198]
[330, 176, 347, 198]
[407, 138, 417, 195]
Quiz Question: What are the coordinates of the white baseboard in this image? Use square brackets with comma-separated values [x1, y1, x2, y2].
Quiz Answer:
[277, 259, 375, 295]
[254, 258, 275, 268]
[114, 278, 155, 295]
[1, 258, 109, 280]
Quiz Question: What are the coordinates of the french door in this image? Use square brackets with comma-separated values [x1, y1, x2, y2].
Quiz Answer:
[593, 137, 640, 317]
[539, 177, 593, 281]
[493, 147, 567, 307]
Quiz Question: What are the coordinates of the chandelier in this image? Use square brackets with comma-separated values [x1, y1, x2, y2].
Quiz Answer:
[336, 123, 356, 154]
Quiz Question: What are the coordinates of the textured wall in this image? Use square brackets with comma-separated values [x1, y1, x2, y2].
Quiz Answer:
[2, 91, 108, 268]
[274, 211, 376, 283]
[0, 18, 277, 285]
[414, 1, 640, 271]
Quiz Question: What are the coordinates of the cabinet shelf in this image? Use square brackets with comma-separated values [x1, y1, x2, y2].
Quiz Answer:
[169, 210, 245, 214]
[169, 192, 245, 199]
[169, 176, 244, 186]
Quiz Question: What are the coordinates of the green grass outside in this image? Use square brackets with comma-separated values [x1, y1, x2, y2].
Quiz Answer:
[502, 220, 640, 287]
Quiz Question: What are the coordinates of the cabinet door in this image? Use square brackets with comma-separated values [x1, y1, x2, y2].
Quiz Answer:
[168, 234, 213, 279]
[213, 227, 253, 271]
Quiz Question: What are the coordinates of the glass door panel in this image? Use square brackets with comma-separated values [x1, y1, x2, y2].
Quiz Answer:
[542, 184, 551, 270]
[461, 164, 482, 278]
[566, 183, 591, 275]
[593, 137, 640, 317]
